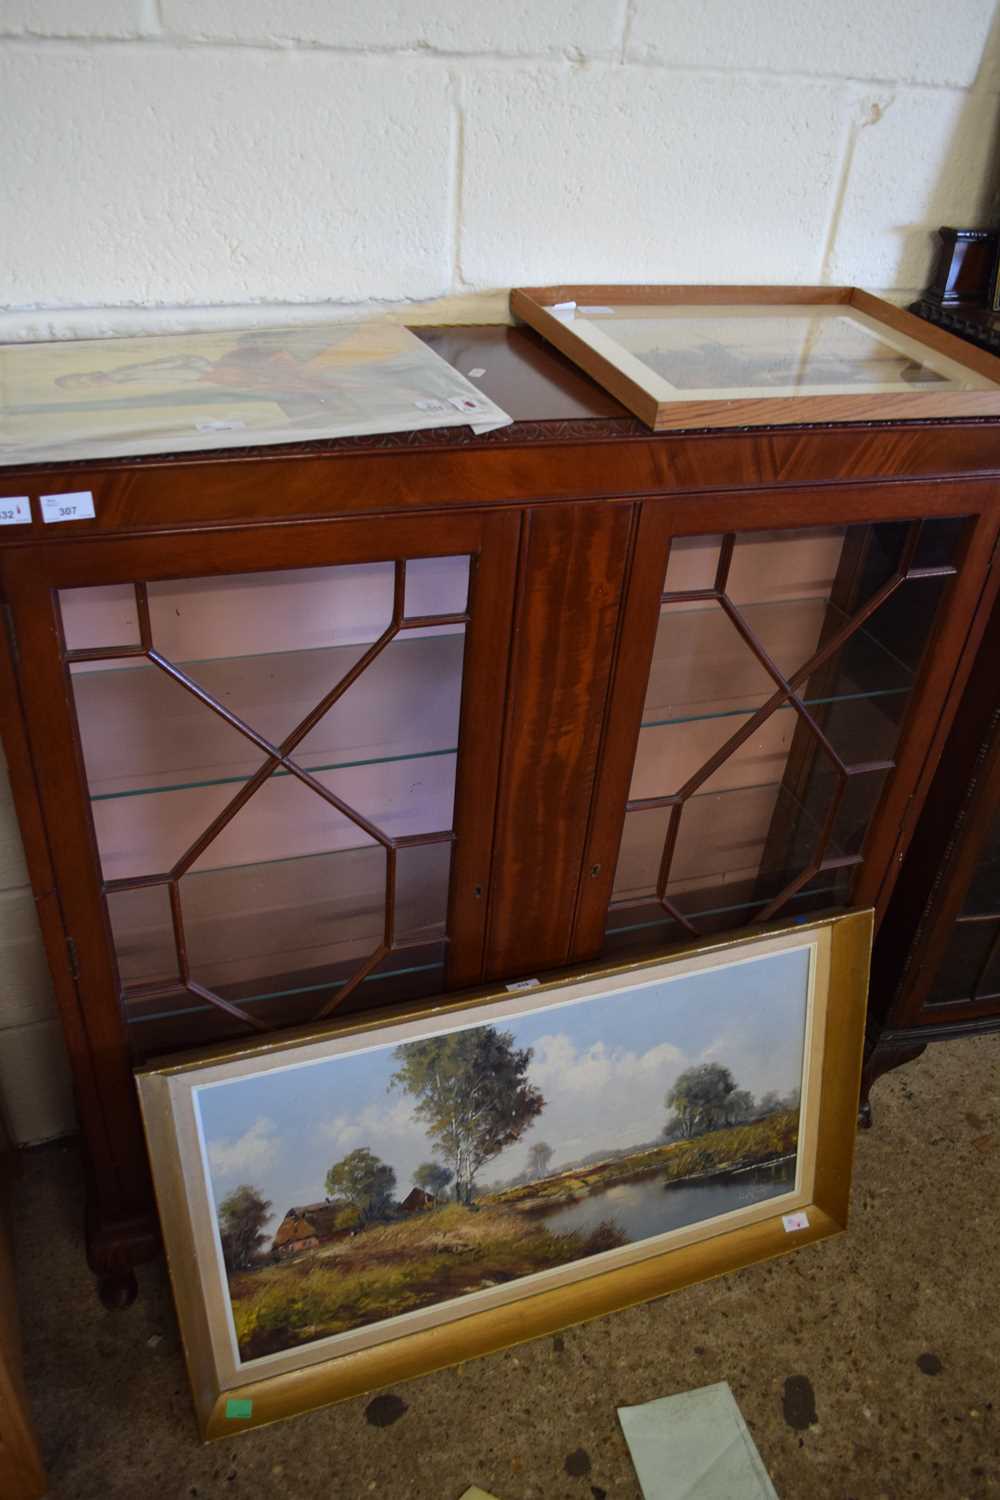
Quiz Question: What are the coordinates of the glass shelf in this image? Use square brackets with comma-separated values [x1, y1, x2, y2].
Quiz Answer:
[612, 779, 845, 914]
[641, 595, 913, 729]
[109, 840, 450, 993]
[122, 944, 449, 1058]
[91, 750, 458, 883]
[72, 630, 464, 801]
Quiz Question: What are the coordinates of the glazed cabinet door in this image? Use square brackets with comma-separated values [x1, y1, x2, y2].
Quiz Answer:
[872, 597, 1000, 1030]
[575, 483, 1000, 958]
[1, 511, 518, 1216]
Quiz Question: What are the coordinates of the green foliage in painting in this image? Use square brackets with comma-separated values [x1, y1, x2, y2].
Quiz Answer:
[665, 1062, 738, 1138]
[390, 1026, 545, 1203]
[413, 1162, 454, 1201]
[324, 1148, 396, 1224]
[218, 1184, 273, 1272]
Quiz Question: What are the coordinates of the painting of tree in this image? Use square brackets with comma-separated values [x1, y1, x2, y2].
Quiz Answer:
[413, 1162, 454, 1202]
[390, 1026, 544, 1202]
[218, 1184, 273, 1272]
[325, 1148, 396, 1224]
[665, 1063, 737, 1138]
[527, 1142, 555, 1179]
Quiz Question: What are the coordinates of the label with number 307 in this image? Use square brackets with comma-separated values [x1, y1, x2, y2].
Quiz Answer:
[40, 490, 96, 524]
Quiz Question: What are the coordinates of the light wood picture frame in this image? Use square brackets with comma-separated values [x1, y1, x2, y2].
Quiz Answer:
[137, 910, 872, 1440]
[510, 285, 1000, 430]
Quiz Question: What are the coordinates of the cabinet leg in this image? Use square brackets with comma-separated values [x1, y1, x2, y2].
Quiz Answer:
[859, 1038, 928, 1128]
[97, 1269, 139, 1310]
[85, 1196, 160, 1309]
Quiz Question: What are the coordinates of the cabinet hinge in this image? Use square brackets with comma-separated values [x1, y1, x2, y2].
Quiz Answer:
[66, 937, 80, 981]
[1, 602, 18, 672]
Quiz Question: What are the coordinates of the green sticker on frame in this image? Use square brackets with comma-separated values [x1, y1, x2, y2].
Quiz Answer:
[225, 1398, 253, 1420]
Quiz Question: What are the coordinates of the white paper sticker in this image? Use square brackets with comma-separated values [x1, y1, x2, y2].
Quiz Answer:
[505, 978, 540, 992]
[40, 490, 96, 524]
[0, 497, 30, 526]
[578, 305, 615, 314]
[782, 1210, 810, 1233]
[195, 419, 246, 432]
[467, 367, 486, 378]
[551, 300, 577, 312]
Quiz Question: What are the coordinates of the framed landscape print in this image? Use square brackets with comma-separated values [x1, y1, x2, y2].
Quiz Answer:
[509, 285, 1000, 430]
[137, 910, 871, 1439]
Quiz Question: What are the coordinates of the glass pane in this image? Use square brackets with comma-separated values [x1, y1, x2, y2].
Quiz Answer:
[963, 807, 1000, 916]
[926, 920, 1000, 1007]
[107, 885, 177, 987]
[610, 517, 965, 938]
[146, 562, 395, 662]
[978, 928, 1000, 999]
[59, 584, 140, 651]
[663, 536, 722, 594]
[184, 844, 387, 993]
[605, 852, 852, 955]
[296, 628, 464, 773]
[613, 782, 844, 914]
[643, 595, 912, 727]
[59, 556, 468, 1041]
[91, 781, 240, 882]
[724, 527, 845, 607]
[71, 658, 269, 799]
[405, 556, 469, 617]
[182, 841, 450, 1009]
[631, 714, 794, 802]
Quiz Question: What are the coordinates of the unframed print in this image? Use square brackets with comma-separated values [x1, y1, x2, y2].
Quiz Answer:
[0, 321, 511, 465]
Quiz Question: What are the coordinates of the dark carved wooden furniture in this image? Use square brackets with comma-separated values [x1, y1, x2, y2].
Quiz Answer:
[2, 320, 1000, 1304]
[866, 597, 1000, 1112]
[863, 268, 1000, 1114]
[910, 224, 1000, 356]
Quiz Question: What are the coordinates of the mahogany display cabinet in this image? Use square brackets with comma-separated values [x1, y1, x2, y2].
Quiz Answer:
[2, 323, 1000, 1305]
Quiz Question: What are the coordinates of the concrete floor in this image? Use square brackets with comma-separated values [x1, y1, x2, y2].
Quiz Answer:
[11, 1033, 1000, 1500]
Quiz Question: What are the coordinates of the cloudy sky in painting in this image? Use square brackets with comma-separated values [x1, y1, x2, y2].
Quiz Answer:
[195, 945, 810, 1230]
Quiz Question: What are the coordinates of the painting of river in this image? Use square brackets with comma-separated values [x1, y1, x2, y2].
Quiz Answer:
[537, 1158, 797, 1242]
[194, 943, 810, 1365]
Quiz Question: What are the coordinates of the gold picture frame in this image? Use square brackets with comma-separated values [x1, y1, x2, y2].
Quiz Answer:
[137, 910, 871, 1440]
[510, 284, 1000, 430]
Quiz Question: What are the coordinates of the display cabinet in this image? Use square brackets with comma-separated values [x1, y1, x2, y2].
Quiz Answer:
[2, 321, 1000, 1303]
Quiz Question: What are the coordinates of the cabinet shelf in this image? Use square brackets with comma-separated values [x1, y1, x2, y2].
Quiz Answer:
[613, 778, 848, 915]
[641, 595, 912, 729]
[72, 630, 464, 802]
[110, 839, 451, 997]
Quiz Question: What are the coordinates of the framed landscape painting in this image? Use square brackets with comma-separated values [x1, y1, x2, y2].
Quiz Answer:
[137, 910, 871, 1439]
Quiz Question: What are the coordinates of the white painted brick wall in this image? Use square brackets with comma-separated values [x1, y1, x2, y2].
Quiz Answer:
[2, 0, 999, 336]
[1, 2, 999, 1138]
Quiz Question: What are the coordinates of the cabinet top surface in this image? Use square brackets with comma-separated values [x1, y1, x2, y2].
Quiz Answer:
[1, 327, 1000, 547]
[5, 322, 1000, 476]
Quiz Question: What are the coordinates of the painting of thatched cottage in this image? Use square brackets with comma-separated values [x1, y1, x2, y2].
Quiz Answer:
[400, 1187, 435, 1214]
[272, 1202, 352, 1258]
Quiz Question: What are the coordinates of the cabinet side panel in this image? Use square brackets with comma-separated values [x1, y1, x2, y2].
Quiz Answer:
[484, 502, 632, 979]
